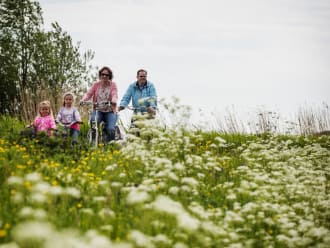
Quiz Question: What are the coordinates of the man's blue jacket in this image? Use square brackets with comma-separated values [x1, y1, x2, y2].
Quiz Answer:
[119, 81, 157, 112]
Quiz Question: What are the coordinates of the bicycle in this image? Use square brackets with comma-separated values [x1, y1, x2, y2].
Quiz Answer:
[118, 103, 157, 138]
[80, 101, 123, 147]
[54, 121, 83, 144]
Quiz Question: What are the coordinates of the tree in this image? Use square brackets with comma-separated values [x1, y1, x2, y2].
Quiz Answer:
[0, 0, 95, 120]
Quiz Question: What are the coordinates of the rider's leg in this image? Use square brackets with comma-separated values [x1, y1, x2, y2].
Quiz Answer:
[70, 128, 79, 144]
[105, 112, 118, 142]
[90, 111, 96, 126]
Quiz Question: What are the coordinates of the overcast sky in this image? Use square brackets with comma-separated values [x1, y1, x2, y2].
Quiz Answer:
[39, 0, 329, 124]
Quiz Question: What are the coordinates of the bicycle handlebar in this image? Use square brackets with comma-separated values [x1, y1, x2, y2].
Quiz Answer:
[80, 101, 113, 106]
[56, 121, 83, 127]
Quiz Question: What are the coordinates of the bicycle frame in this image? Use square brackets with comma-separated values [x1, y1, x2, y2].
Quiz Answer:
[80, 101, 114, 147]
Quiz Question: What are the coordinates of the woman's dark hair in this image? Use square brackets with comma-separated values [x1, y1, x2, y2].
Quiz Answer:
[98, 66, 113, 80]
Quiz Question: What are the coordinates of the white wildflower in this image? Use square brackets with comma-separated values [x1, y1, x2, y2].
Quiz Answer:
[126, 189, 150, 205]
[227, 192, 236, 200]
[105, 164, 118, 171]
[173, 163, 185, 171]
[215, 137, 227, 144]
[168, 172, 179, 181]
[33, 209, 47, 220]
[98, 180, 109, 187]
[180, 185, 191, 193]
[306, 227, 329, 239]
[93, 196, 107, 203]
[80, 208, 94, 215]
[18, 207, 34, 218]
[30, 193, 47, 204]
[200, 221, 226, 236]
[49, 186, 63, 196]
[129, 230, 154, 248]
[150, 195, 200, 231]
[100, 225, 113, 232]
[98, 208, 115, 219]
[169, 186, 180, 195]
[152, 234, 171, 246]
[173, 242, 188, 248]
[89, 234, 112, 248]
[12, 221, 54, 247]
[11, 192, 23, 203]
[181, 177, 199, 187]
[25, 172, 42, 183]
[65, 187, 81, 198]
[32, 182, 51, 193]
[7, 176, 24, 185]
[111, 182, 123, 188]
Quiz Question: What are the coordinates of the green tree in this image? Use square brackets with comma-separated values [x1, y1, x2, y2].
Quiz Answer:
[0, 0, 95, 121]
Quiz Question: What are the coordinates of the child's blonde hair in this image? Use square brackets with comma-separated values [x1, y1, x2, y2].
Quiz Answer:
[62, 92, 75, 107]
[38, 100, 53, 117]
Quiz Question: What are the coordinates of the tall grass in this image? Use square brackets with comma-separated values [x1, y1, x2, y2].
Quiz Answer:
[212, 102, 330, 135]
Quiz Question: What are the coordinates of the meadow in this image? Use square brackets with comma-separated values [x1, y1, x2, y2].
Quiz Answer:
[0, 106, 329, 248]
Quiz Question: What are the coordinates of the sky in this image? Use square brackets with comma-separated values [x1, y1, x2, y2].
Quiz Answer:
[38, 0, 330, 127]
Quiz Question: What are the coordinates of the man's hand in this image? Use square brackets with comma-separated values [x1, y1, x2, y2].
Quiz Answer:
[147, 107, 156, 115]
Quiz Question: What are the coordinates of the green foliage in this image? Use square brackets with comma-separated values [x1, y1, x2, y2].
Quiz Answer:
[0, 0, 95, 120]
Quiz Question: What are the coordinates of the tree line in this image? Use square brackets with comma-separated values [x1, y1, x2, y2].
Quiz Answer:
[0, 0, 95, 122]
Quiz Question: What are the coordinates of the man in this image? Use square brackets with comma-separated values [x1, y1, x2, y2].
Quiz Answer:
[119, 69, 157, 115]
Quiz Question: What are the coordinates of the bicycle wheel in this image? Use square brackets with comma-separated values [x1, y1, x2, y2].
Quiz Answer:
[87, 128, 97, 147]
[115, 125, 122, 140]
[100, 123, 108, 145]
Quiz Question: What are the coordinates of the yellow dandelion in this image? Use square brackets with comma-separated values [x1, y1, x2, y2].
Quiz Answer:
[17, 164, 26, 169]
[24, 181, 31, 189]
[77, 203, 82, 208]
[0, 229, 7, 237]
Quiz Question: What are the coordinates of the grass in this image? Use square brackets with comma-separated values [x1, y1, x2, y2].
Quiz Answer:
[0, 107, 329, 247]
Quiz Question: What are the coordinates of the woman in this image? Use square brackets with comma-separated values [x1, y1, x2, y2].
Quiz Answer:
[81, 66, 118, 142]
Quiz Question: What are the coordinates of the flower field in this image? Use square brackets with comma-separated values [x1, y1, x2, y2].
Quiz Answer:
[0, 116, 329, 248]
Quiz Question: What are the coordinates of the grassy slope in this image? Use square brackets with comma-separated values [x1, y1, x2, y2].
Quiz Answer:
[0, 115, 329, 247]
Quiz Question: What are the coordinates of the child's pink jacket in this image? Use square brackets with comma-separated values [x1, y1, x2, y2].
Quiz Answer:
[34, 115, 56, 135]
